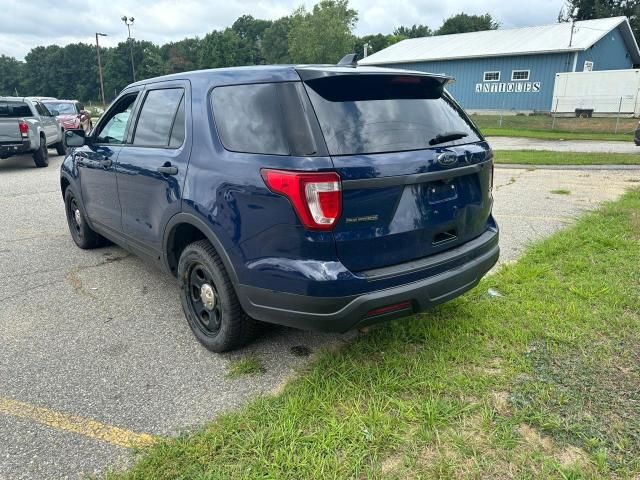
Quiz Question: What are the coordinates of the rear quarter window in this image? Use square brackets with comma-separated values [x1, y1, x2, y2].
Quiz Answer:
[211, 82, 318, 156]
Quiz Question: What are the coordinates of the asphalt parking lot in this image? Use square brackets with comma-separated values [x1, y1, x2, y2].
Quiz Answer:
[0, 152, 638, 479]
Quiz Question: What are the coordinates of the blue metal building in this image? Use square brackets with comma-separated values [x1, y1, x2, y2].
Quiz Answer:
[359, 17, 640, 112]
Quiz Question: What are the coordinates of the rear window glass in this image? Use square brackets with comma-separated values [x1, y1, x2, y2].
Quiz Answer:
[0, 102, 32, 117]
[133, 88, 184, 147]
[303, 75, 481, 156]
[211, 82, 318, 156]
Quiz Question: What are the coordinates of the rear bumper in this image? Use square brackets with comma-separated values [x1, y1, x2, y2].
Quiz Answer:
[238, 229, 499, 332]
[0, 140, 31, 158]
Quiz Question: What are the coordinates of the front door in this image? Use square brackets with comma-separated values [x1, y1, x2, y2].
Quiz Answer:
[115, 84, 190, 257]
[76, 91, 140, 235]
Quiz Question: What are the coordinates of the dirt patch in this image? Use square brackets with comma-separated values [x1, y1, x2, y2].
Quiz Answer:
[491, 391, 510, 415]
[518, 424, 553, 451]
[380, 454, 403, 476]
[556, 445, 589, 468]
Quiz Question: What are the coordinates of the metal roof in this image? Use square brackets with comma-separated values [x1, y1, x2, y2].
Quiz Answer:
[359, 16, 640, 65]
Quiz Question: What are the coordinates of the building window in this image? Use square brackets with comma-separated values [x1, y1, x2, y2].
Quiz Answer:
[511, 70, 530, 81]
[483, 71, 500, 82]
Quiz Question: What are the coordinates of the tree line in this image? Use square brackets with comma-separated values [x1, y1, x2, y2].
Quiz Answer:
[5, 0, 635, 103]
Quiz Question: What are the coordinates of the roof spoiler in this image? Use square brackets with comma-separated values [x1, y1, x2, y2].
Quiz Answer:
[337, 53, 358, 67]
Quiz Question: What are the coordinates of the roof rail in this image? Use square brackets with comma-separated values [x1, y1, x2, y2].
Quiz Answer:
[337, 53, 358, 67]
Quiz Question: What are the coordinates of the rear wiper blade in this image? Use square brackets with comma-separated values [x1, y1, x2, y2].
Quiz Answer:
[429, 131, 468, 146]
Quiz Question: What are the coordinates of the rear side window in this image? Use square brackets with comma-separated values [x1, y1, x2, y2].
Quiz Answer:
[304, 74, 482, 156]
[169, 96, 186, 148]
[133, 88, 184, 147]
[0, 102, 32, 117]
[211, 82, 318, 156]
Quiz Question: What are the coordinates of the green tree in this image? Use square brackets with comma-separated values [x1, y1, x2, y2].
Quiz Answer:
[161, 38, 202, 74]
[436, 13, 500, 35]
[0, 55, 24, 96]
[288, 0, 358, 64]
[232, 15, 273, 64]
[353, 34, 398, 58]
[261, 17, 293, 64]
[561, 0, 640, 46]
[393, 24, 432, 38]
[199, 29, 253, 69]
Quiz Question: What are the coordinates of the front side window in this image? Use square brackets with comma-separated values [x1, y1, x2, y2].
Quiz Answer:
[304, 74, 482, 156]
[95, 93, 139, 144]
[483, 71, 500, 82]
[511, 70, 530, 81]
[133, 88, 185, 147]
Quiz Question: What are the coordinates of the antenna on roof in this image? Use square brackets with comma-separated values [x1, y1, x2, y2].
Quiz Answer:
[337, 53, 358, 67]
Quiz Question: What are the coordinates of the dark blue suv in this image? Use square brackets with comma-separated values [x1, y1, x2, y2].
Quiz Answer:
[61, 65, 499, 352]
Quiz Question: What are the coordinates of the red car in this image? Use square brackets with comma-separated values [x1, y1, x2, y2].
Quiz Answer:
[41, 99, 92, 134]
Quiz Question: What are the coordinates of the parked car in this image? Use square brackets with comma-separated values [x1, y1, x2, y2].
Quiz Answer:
[60, 64, 499, 352]
[635, 121, 640, 145]
[0, 96, 66, 167]
[42, 99, 92, 134]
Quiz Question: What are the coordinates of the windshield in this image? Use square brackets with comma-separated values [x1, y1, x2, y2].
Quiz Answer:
[42, 102, 76, 114]
[0, 102, 32, 117]
[303, 74, 481, 156]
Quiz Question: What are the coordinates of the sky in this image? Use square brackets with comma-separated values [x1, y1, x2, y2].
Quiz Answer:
[2, 0, 565, 60]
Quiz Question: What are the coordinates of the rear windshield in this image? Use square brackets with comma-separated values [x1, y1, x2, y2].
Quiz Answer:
[303, 74, 482, 156]
[0, 102, 32, 118]
[42, 102, 76, 114]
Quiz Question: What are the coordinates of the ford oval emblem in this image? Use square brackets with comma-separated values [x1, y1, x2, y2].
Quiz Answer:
[437, 152, 458, 167]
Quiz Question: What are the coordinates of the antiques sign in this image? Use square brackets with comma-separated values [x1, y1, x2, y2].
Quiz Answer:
[475, 82, 541, 93]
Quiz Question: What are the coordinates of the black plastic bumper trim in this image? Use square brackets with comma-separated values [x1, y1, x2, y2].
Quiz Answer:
[237, 239, 499, 333]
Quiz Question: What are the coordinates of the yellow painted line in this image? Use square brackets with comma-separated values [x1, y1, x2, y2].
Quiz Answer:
[0, 396, 158, 449]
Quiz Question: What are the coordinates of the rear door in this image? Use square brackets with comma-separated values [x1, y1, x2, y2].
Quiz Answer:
[34, 101, 58, 142]
[300, 71, 494, 273]
[115, 82, 190, 256]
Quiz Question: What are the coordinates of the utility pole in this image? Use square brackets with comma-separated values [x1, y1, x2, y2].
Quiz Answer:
[569, 19, 575, 47]
[95, 33, 107, 105]
[121, 16, 136, 82]
[363, 42, 371, 58]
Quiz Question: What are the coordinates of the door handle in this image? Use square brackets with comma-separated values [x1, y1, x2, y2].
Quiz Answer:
[100, 159, 112, 168]
[157, 165, 178, 175]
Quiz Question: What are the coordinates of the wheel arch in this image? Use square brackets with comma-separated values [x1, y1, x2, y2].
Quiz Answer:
[163, 213, 239, 285]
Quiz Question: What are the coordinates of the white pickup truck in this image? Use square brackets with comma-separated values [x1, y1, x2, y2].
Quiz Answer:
[0, 97, 67, 167]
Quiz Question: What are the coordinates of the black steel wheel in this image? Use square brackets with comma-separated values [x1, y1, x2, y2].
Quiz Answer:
[64, 188, 105, 249]
[178, 240, 257, 352]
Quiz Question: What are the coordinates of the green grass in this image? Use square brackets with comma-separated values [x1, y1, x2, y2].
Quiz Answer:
[483, 127, 631, 142]
[494, 150, 640, 166]
[109, 190, 640, 479]
[226, 356, 265, 378]
[474, 114, 637, 141]
[550, 189, 571, 195]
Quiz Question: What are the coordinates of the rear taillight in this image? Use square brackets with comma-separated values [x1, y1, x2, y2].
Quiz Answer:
[18, 121, 29, 138]
[261, 169, 342, 231]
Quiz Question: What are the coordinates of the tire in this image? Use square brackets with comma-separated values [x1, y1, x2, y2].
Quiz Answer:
[178, 240, 257, 352]
[64, 187, 105, 249]
[32, 136, 49, 168]
[54, 132, 67, 156]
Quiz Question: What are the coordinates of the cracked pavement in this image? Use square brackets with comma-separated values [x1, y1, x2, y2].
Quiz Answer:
[0, 153, 638, 479]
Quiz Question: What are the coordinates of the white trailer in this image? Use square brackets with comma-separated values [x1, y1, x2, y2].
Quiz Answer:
[551, 69, 640, 117]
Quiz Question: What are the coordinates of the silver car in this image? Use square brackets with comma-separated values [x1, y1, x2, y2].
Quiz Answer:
[0, 97, 66, 167]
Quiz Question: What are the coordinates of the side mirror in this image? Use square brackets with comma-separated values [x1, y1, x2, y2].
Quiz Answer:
[65, 129, 87, 147]
[50, 109, 59, 116]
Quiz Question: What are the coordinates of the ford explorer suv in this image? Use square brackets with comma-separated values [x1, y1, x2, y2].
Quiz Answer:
[0, 97, 67, 167]
[61, 64, 499, 352]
